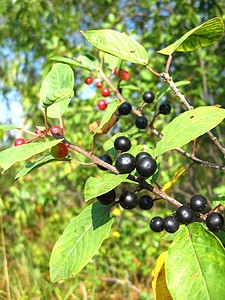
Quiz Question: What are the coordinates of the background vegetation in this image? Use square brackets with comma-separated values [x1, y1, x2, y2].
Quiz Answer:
[0, 1, 224, 299]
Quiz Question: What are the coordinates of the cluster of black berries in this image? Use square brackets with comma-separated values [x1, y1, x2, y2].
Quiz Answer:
[150, 194, 224, 234]
[117, 91, 171, 131]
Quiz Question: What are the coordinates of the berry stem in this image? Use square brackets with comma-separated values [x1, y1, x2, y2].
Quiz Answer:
[59, 117, 64, 136]
[145, 65, 162, 77]
[44, 108, 50, 130]
[165, 54, 173, 73]
[208, 204, 222, 214]
[71, 160, 95, 166]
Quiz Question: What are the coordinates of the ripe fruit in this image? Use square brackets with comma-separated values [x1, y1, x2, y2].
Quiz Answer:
[119, 70, 130, 81]
[164, 216, 180, 233]
[14, 138, 27, 146]
[176, 206, 193, 225]
[115, 153, 136, 174]
[50, 126, 61, 135]
[35, 128, 42, 135]
[206, 212, 224, 232]
[119, 191, 138, 209]
[136, 152, 152, 163]
[143, 91, 155, 103]
[118, 102, 132, 115]
[85, 77, 93, 85]
[114, 67, 120, 76]
[97, 99, 108, 110]
[136, 156, 157, 178]
[190, 194, 207, 212]
[101, 88, 110, 97]
[114, 136, 131, 152]
[150, 216, 164, 232]
[135, 116, 148, 129]
[159, 103, 171, 115]
[97, 189, 116, 205]
[139, 195, 154, 210]
[97, 154, 113, 171]
[96, 81, 103, 89]
[51, 143, 68, 159]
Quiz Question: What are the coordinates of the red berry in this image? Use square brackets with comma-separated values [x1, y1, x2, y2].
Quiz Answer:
[51, 143, 68, 159]
[114, 67, 120, 75]
[35, 128, 42, 135]
[85, 77, 93, 85]
[14, 138, 27, 146]
[96, 81, 103, 89]
[50, 126, 61, 135]
[119, 70, 130, 81]
[97, 99, 108, 110]
[101, 88, 110, 97]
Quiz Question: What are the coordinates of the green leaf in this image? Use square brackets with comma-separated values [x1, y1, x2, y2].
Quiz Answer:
[81, 29, 148, 65]
[40, 63, 74, 116]
[166, 223, 225, 300]
[120, 83, 142, 92]
[103, 53, 120, 70]
[51, 56, 91, 71]
[94, 99, 120, 135]
[212, 195, 225, 206]
[0, 124, 21, 131]
[0, 139, 63, 174]
[50, 202, 114, 282]
[158, 17, 224, 55]
[15, 153, 71, 180]
[155, 106, 225, 157]
[84, 173, 128, 202]
[77, 53, 99, 69]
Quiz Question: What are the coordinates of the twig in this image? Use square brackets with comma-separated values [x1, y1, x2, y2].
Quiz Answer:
[165, 54, 173, 73]
[145, 65, 162, 77]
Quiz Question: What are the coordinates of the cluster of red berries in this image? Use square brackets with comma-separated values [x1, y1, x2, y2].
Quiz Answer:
[150, 195, 224, 233]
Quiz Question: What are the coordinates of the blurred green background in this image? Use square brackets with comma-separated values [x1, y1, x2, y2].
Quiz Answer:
[0, 1, 225, 299]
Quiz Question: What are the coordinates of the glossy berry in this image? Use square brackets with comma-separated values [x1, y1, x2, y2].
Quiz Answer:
[51, 143, 68, 159]
[143, 91, 155, 103]
[136, 156, 157, 178]
[50, 126, 61, 135]
[14, 138, 27, 146]
[97, 189, 116, 205]
[119, 70, 130, 81]
[139, 195, 154, 210]
[190, 195, 207, 212]
[119, 191, 138, 209]
[164, 216, 180, 233]
[159, 103, 171, 115]
[35, 128, 42, 135]
[135, 116, 148, 129]
[96, 81, 103, 89]
[115, 153, 136, 174]
[97, 154, 113, 171]
[136, 152, 152, 163]
[114, 67, 120, 76]
[101, 87, 110, 97]
[150, 216, 164, 232]
[118, 102, 132, 115]
[206, 212, 224, 232]
[176, 206, 193, 225]
[97, 99, 107, 110]
[85, 77, 93, 85]
[114, 136, 131, 152]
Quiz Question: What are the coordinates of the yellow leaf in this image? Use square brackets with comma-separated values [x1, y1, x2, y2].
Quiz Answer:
[163, 166, 185, 195]
[112, 207, 121, 216]
[152, 251, 172, 300]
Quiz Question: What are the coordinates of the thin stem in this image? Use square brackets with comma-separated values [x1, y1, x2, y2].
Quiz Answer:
[145, 65, 162, 77]
[44, 108, 49, 129]
[208, 204, 222, 214]
[71, 160, 95, 166]
[165, 54, 173, 73]
[59, 117, 64, 136]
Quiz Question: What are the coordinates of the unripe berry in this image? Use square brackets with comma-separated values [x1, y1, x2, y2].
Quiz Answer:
[135, 116, 148, 129]
[159, 103, 171, 115]
[143, 91, 155, 103]
[118, 102, 132, 115]
[206, 212, 224, 232]
[119, 191, 138, 209]
[115, 153, 136, 174]
[51, 143, 68, 159]
[101, 88, 110, 97]
[96, 81, 103, 89]
[139, 195, 154, 210]
[150, 216, 164, 232]
[190, 195, 207, 212]
[114, 136, 131, 152]
[176, 206, 193, 225]
[85, 77, 93, 85]
[97, 154, 113, 171]
[136, 156, 157, 178]
[97, 99, 107, 110]
[97, 189, 116, 205]
[14, 138, 27, 146]
[50, 126, 61, 135]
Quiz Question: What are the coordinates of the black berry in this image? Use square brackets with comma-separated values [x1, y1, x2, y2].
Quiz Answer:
[97, 154, 113, 171]
[119, 191, 138, 209]
[206, 212, 224, 232]
[139, 195, 154, 210]
[136, 152, 152, 163]
[115, 153, 136, 174]
[150, 216, 164, 232]
[164, 216, 179, 233]
[97, 189, 116, 205]
[118, 102, 132, 115]
[135, 116, 148, 129]
[190, 195, 207, 212]
[176, 206, 193, 225]
[159, 103, 171, 115]
[143, 91, 155, 103]
[136, 156, 157, 178]
[114, 136, 131, 152]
